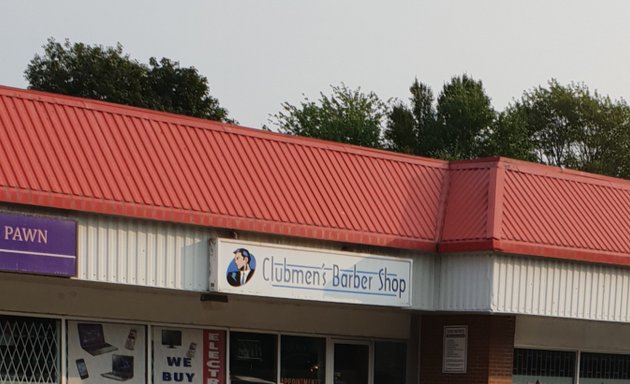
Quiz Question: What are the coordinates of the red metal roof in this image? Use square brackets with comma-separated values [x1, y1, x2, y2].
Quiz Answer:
[0, 86, 446, 251]
[499, 160, 630, 265]
[4, 86, 630, 266]
[440, 158, 630, 266]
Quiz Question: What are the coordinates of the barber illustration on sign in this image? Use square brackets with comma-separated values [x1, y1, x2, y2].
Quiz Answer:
[227, 248, 256, 287]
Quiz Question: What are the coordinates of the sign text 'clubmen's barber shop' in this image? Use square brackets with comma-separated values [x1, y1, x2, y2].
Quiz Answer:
[213, 239, 413, 307]
[0, 212, 77, 277]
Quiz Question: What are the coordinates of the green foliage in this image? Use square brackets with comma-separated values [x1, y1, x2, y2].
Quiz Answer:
[495, 80, 630, 177]
[434, 74, 496, 160]
[384, 79, 435, 155]
[25, 38, 230, 122]
[387, 75, 495, 160]
[271, 75, 630, 179]
[481, 109, 537, 161]
[410, 80, 438, 156]
[385, 103, 418, 154]
[270, 84, 387, 149]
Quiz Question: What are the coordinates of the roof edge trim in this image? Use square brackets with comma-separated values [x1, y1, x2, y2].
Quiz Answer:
[0, 188, 437, 252]
[440, 239, 630, 267]
[497, 240, 630, 267]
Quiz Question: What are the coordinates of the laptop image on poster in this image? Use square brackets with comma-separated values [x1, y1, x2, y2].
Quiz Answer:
[77, 323, 118, 356]
[101, 355, 134, 381]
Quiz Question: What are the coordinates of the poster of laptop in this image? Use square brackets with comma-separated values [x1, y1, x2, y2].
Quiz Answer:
[77, 323, 118, 356]
[101, 355, 134, 381]
[153, 326, 226, 384]
[67, 321, 145, 384]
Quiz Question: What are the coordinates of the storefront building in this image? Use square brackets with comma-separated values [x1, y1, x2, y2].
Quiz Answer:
[3, 85, 630, 384]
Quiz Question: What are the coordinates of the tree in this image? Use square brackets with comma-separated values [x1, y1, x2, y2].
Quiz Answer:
[25, 38, 231, 122]
[385, 103, 418, 154]
[143, 57, 231, 121]
[384, 79, 436, 155]
[495, 80, 630, 177]
[385, 75, 497, 160]
[410, 80, 438, 156]
[433, 74, 496, 160]
[481, 108, 537, 161]
[269, 84, 388, 149]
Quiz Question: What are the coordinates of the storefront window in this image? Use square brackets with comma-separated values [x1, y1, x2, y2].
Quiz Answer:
[280, 335, 325, 384]
[513, 348, 575, 384]
[0, 316, 60, 383]
[374, 341, 406, 384]
[230, 331, 277, 384]
[67, 320, 147, 384]
[334, 343, 369, 384]
[152, 327, 226, 384]
[580, 352, 630, 384]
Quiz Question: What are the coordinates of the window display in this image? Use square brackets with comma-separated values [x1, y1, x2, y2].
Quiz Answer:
[153, 326, 226, 384]
[67, 320, 146, 384]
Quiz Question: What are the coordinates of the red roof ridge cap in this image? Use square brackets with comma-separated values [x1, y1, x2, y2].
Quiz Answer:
[448, 157, 502, 170]
[0, 84, 234, 128]
[499, 157, 630, 191]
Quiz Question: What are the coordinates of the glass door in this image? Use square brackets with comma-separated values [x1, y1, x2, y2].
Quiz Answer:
[333, 342, 370, 384]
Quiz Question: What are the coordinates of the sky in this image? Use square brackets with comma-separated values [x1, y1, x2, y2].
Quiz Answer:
[1, 0, 630, 129]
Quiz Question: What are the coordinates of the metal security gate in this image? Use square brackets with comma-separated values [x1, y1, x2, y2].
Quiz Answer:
[0, 316, 59, 384]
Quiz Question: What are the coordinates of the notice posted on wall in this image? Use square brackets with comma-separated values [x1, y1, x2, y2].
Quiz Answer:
[67, 320, 146, 384]
[153, 326, 226, 384]
[442, 325, 467, 374]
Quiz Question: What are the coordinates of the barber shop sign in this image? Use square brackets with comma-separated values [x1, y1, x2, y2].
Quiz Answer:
[211, 238, 412, 307]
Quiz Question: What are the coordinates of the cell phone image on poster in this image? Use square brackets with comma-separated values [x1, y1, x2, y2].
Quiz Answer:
[76, 359, 89, 379]
[125, 328, 137, 350]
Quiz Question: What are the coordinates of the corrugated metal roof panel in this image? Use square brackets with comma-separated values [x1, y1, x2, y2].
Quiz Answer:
[0, 86, 447, 251]
[441, 166, 491, 242]
[501, 161, 630, 262]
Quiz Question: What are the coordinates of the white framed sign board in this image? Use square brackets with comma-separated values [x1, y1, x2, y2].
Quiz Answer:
[443, 325, 467, 373]
[211, 238, 413, 307]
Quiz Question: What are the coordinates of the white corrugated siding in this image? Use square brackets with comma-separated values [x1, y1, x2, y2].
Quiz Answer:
[408, 253, 495, 311]
[438, 254, 494, 311]
[492, 255, 630, 322]
[415, 253, 630, 322]
[77, 214, 210, 291]
[412, 254, 439, 309]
